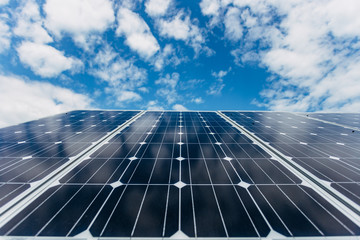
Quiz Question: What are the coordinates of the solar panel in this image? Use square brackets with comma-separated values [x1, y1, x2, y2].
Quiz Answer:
[303, 113, 360, 129]
[0, 110, 139, 210]
[222, 111, 360, 213]
[0, 110, 359, 239]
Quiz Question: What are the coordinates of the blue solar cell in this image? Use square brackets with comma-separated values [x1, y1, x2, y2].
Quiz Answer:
[0, 110, 139, 210]
[0, 183, 30, 207]
[305, 113, 360, 129]
[223, 111, 360, 224]
[332, 183, 360, 205]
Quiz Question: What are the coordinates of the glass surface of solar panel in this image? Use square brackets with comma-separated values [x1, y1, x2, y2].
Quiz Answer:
[1, 111, 359, 239]
[223, 111, 360, 206]
[304, 113, 360, 129]
[0, 110, 139, 208]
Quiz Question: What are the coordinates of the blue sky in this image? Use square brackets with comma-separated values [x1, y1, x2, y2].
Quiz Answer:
[0, 0, 360, 127]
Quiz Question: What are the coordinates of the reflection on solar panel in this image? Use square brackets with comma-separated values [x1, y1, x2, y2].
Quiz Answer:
[304, 113, 360, 129]
[0, 110, 359, 239]
[0, 111, 139, 209]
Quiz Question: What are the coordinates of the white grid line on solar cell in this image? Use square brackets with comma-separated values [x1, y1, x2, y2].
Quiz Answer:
[66, 112, 163, 237]
[205, 113, 299, 236]
[224, 112, 360, 184]
[240, 112, 360, 191]
[0, 111, 129, 153]
[202, 113, 273, 237]
[299, 113, 360, 130]
[89, 112, 165, 237]
[219, 111, 360, 228]
[0, 111, 360, 239]
[192, 112, 229, 238]
[0, 111, 140, 212]
[0, 111, 137, 183]
[0, 111, 145, 230]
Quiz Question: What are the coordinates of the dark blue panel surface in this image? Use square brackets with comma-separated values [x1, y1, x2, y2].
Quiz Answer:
[305, 113, 360, 129]
[223, 111, 360, 208]
[0, 110, 138, 209]
[1, 111, 359, 239]
[249, 185, 360, 237]
[332, 183, 360, 205]
[0, 183, 30, 207]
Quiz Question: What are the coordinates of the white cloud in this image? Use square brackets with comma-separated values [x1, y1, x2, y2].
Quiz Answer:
[156, 88, 177, 104]
[138, 87, 149, 93]
[158, 12, 206, 55]
[116, 7, 159, 59]
[155, 72, 178, 89]
[155, 72, 180, 105]
[14, 0, 53, 43]
[17, 41, 83, 78]
[0, 75, 91, 128]
[153, 44, 173, 70]
[91, 45, 147, 103]
[118, 0, 141, 10]
[240, 8, 257, 28]
[212, 68, 230, 78]
[191, 97, 204, 104]
[145, 0, 171, 17]
[44, 0, 114, 48]
[172, 104, 188, 111]
[207, 68, 230, 95]
[159, 13, 190, 40]
[224, 7, 243, 41]
[223, 0, 360, 112]
[147, 100, 165, 110]
[108, 90, 141, 102]
[199, 2, 255, 41]
[153, 44, 185, 71]
[231, 49, 260, 65]
[92, 45, 146, 88]
[179, 79, 204, 90]
[200, 0, 231, 26]
[0, 14, 11, 53]
[0, 0, 8, 6]
[325, 0, 360, 37]
[207, 80, 224, 95]
[200, 0, 220, 17]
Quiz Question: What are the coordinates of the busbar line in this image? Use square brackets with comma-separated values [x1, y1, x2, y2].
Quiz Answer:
[0, 111, 146, 228]
[217, 111, 360, 227]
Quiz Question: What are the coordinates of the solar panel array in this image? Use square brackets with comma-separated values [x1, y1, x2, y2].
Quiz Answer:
[0, 110, 359, 239]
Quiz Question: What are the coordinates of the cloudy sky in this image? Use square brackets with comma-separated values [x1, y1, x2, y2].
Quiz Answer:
[0, 0, 360, 127]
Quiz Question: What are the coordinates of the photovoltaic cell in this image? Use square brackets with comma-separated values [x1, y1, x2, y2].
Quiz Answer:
[0, 110, 359, 239]
[304, 113, 360, 129]
[223, 111, 360, 206]
[0, 110, 139, 208]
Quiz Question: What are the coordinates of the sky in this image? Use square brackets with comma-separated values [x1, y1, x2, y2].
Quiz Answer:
[0, 0, 360, 127]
